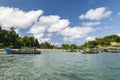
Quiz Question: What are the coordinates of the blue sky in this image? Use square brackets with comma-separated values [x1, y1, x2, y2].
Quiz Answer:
[0, 0, 120, 45]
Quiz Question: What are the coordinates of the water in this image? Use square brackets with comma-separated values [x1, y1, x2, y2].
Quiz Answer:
[0, 51, 120, 80]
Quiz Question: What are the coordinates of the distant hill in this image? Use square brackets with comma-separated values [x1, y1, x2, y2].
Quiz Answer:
[80, 35, 120, 49]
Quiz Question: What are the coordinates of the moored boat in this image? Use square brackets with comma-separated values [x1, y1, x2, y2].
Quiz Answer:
[4, 48, 41, 54]
[107, 48, 120, 53]
[81, 50, 99, 54]
[81, 48, 99, 54]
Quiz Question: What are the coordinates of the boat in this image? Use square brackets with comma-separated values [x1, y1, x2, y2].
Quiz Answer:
[106, 48, 120, 53]
[81, 50, 99, 54]
[4, 48, 41, 54]
[81, 48, 99, 54]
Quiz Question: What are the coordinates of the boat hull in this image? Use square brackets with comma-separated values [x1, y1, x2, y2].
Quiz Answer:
[4, 48, 41, 54]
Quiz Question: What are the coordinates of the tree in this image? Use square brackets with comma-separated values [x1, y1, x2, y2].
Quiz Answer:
[0, 26, 2, 30]
[69, 44, 77, 50]
[0, 43, 4, 48]
[34, 39, 39, 47]
[61, 44, 70, 50]
[40, 42, 52, 49]
[0, 27, 41, 48]
[80, 35, 120, 49]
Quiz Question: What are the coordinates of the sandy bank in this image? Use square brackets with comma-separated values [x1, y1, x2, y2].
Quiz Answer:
[36, 49, 63, 51]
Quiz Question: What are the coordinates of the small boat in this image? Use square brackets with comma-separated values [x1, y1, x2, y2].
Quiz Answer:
[81, 48, 99, 54]
[81, 50, 99, 54]
[107, 48, 120, 53]
[4, 48, 41, 54]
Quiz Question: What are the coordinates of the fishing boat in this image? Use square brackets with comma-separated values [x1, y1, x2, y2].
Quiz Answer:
[4, 47, 41, 54]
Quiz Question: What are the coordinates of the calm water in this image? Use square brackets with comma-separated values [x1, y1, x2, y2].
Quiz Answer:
[0, 51, 120, 80]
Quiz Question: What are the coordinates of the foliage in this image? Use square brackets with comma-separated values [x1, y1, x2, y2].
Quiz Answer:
[61, 44, 70, 50]
[80, 35, 120, 49]
[1, 26, 119, 49]
[0, 27, 40, 48]
[61, 44, 78, 50]
[39, 42, 58, 49]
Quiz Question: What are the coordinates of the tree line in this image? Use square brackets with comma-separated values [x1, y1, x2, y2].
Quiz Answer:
[61, 35, 120, 50]
[0, 26, 57, 49]
[80, 35, 120, 49]
[0, 26, 120, 49]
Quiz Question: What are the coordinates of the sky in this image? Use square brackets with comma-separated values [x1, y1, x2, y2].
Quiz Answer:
[0, 0, 120, 46]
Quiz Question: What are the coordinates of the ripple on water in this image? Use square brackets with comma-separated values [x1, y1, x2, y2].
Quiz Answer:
[0, 52, 120, 80]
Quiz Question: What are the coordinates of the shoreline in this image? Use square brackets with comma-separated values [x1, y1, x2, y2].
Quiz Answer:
[37, 49, 63, 51]
[0, 48, 64, 51]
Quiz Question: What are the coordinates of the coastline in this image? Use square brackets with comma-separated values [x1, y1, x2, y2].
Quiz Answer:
[0, 48, 63, 51]
[37, 49, 63, 51]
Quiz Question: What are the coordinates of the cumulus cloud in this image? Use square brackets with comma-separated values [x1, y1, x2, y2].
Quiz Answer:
[30, 15, 95, 42]
[79, 7, 112, 20]
[29, 15, 70, 42]
[39, 38, 51, 43]
[29, 15, 70, 33]
[33, 33, 51, 43]
[29, 25, 46, 34]
[51, 42, 62, 46]
[15, 28, 20, 34]
[59, 27, 95, 41]
[0, 6, 43, 29]
[47, 33, 53, 37]
[0, 6, 101, 43]
[85, 36, 95, 41]
[82, 22, 100, 27]
[29, 14, 97, 42]
[39, 15, 60, 26]
[117, 33, 120, 36]
[47, 19, 70, 32]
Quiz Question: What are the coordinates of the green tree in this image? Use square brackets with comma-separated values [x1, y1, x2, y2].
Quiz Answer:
[0, 26, 2, 30]
[69, 44, 77, 50]
[34, 39, 39, 47]
[61, 44, 70, 50]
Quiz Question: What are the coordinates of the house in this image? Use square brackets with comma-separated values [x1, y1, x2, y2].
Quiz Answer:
[110, 42, 120, 46]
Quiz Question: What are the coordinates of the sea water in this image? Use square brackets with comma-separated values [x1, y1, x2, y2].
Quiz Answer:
[0, 51, 120, 80]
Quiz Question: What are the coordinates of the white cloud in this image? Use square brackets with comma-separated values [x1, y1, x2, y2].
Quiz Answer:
[29, 25, 46, 34]
[33, 34, 51, 43]
[59, 26, 95, 41]
[104, 26, 112, 29]
[82, 22, 100, 27]
[51, 42, 62, 46]
[34, 33, 44, 39]
[15, 28, 20, 34]
[38, 38, 51, 43]
[85, 36, 95, 41]
[47, 33, 53, 37]
[29, 15, 70, 42]
[0, 6, 43, 29]
[117, 33, 120, 36]
[39, 15, 60, 26]
[47, 19, 70, 32]
[79, 7, 112, 20]
[0, 6, 102, 43]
